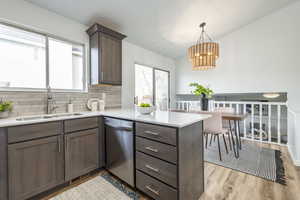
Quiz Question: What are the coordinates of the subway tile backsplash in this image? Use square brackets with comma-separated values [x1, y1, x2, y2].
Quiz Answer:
[0, 85, 121, 117]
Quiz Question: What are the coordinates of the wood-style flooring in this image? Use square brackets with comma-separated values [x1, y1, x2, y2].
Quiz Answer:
[200, 143, 300, 200]
[44, 143, 300, 200]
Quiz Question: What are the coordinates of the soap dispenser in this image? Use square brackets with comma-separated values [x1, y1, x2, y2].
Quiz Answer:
[67, 98, 74, 113]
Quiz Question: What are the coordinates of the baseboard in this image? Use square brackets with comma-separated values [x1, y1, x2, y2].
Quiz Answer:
[287, 145, 300, 166]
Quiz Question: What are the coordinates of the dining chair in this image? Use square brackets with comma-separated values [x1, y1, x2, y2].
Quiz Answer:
[170, 109, 230, 161]
[201, 111, 229, 161]
[214, 107, 235, 149]
[214, 107, 244, 158]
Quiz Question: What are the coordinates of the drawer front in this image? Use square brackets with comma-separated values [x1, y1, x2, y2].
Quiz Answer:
[136, 170, 177, 200]
[136, 137, 177, 164]
[136, 151, 177, 188]
[136, 122, 177, 146]
[8, 122, 62, 143]
[64, 117, 98, 133]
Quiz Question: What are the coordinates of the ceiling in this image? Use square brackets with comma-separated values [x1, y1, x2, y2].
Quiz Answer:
[25, 0, 297, 58]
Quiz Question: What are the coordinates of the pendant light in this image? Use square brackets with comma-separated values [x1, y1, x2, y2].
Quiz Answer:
[188, 22, 219, 70]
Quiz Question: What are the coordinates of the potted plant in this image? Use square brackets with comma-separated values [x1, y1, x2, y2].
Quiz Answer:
[0, 100, 13, 118]
[189, 83, 213, 111]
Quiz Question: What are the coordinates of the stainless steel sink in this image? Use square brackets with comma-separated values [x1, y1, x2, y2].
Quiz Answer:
[16, 113, 83, 121]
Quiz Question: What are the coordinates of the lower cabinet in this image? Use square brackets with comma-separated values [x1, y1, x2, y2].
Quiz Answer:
[65, 128, 99, 181]
[8, 136, 64, 200]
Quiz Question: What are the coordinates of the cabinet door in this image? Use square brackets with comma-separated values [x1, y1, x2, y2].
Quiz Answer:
[100, 33, 122, 85]
[8, 136, 64, 200]
[65, 128, 99, 181]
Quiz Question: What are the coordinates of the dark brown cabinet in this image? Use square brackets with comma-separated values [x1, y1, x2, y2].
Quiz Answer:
[65, 128, 100, 181]
[8, 136, 64, 200]
[87, 23, 126, 85]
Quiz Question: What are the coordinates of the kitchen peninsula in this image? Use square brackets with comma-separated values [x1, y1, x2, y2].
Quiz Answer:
[0, 109, 210, 200]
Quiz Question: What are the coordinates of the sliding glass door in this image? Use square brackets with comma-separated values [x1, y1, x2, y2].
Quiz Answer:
[155, 69, 169, 110]
[135, 64, 170, 110]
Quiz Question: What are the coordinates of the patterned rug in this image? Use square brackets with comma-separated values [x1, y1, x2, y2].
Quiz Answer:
[50, 173, 140, 200]
[204, 140, 286, 185]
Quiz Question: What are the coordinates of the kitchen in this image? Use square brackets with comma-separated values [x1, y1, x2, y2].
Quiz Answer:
[0, 1, 210, 200]
[1, 0, 300, 200]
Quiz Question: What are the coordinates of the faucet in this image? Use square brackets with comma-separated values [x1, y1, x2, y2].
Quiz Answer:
[46, 86, 59, 114]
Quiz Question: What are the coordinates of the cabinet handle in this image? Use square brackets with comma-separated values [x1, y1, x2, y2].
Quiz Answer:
[146, 185, 160, 196]
[145, 146, 158, 153]
[58, 137, 61, 153]
[65, 137, 68, 151]
[145, 130, 159, 136]
[145, 164, 159, 173]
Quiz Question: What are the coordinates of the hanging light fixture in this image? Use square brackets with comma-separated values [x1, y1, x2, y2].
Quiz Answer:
[188, 22, 219, 70]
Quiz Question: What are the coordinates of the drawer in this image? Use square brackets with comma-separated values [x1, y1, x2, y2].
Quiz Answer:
[136, 151, 177, 188]
[136, 170, 178, 200]
[136, 122, 177, 146]
[136, 137, 177, 164]
[64, 117, 98, 133]
[8, 121, 62, 143]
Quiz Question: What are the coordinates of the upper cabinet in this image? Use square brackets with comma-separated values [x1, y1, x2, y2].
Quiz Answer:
[87, 23, 126, 85]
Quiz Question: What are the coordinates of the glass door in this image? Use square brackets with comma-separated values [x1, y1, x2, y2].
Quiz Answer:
[134, 64, 170, 110]
[135, 64, 153, 105]
[154, 69, 169, 111]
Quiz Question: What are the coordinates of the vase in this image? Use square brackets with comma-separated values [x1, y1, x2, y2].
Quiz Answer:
[201, 94, 209, 111]
[0, 111, 9, 119]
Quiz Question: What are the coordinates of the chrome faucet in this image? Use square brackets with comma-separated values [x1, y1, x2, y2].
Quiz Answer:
[46, 86, 59, 114]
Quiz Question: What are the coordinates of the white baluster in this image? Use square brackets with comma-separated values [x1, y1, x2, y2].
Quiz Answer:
[251, 104, 254, 141]
[260, 104, 263, 142]
[268, 104, 271, 143]
[243, 103, 246, 138]
[277, 105, 281, 144]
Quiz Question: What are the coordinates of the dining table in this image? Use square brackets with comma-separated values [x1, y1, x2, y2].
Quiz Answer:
[221, 112, 248, 158]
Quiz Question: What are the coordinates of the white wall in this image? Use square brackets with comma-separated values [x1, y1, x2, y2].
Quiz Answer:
[176, 1, 300, 165]
[288, 110, 300, 166]
[0, 0, 88, 48]
[122, 41, 176, 108]
[0, 0, 176, 110]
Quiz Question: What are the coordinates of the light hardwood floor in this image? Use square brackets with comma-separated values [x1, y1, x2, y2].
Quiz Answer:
[200, 143, 300, 200]
[45, 143, 300, 200]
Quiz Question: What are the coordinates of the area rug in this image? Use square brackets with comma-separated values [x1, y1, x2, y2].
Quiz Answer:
[50, 173, 140, 200]
[204, 140, 286, 185]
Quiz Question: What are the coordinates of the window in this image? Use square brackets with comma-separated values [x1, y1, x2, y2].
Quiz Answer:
[49, 38, 84, 90]
[0, 24, 46, 88]
[0, 23, 85, 91]
[135, 64, 170, 110]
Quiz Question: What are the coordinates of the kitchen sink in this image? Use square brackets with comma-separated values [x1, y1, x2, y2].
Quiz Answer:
[16, 113, 83, 121]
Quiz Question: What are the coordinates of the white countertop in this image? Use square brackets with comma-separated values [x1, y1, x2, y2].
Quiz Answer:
[0, 109, 211, 128]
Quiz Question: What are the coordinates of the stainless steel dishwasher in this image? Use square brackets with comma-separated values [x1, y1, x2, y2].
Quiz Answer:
[104, 117, 134, 187]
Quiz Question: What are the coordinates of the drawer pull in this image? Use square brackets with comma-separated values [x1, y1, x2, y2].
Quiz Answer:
[145, 164, 159, 173]
[145, 146, 158, 152]
[145, 130, 159, 136]
[146, 185, 160, 196]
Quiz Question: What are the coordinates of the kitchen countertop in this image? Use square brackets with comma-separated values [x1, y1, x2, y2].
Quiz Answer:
[0, 109, 211, 128]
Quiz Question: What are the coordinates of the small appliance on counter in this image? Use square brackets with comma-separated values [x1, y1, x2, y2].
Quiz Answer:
[87, 95, 106, 112]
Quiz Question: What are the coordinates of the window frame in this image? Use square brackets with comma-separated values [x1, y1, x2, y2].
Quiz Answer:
[0, 21, 87, 93]
[134, 62, 170, 108]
